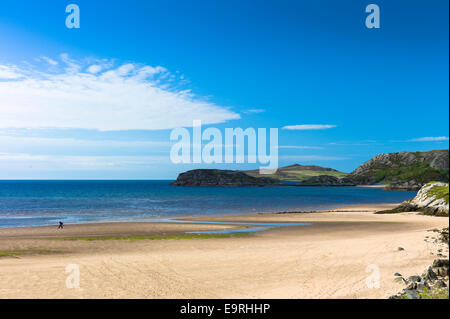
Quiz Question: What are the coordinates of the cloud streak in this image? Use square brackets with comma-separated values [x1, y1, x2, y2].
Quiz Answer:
[409, 136, 449, 142]
[0, 65, 23, 79]
[280, 155, 348, 161]
[282, 124, 337, 130]
[278, 145, 323, 150]
[243, 109, 265, 115]
[0, 55, 240, 131]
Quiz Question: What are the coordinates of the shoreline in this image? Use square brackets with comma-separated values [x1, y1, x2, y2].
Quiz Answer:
[1, 202, 448, 299]
[0, 199, 409, 230]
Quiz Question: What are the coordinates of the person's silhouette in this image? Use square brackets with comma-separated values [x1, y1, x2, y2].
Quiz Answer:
[58, 221, 64, 229]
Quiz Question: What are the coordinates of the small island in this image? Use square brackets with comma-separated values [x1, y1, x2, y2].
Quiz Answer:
[171, 169, 281, 186]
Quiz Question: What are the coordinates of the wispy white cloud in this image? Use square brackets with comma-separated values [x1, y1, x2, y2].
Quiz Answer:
[328, 141, 377, 146]
[243, 109, 265, 115]
[0, 65, 23, 79]
[59, 53, 81, 73]
[39, 56, 58, 66]
[278, 145, 323, 150]
[0, 55, 239, 131]
[87, 65, 102, 74]
[282, 124, 337, 130]
[0, 135, 170, 149]
[409, 136, 449, 142]
[280, 155, 348, 161]
[0, 152, 168, 171]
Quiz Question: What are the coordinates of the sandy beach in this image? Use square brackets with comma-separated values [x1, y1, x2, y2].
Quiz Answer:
[0, 203, 448, 299]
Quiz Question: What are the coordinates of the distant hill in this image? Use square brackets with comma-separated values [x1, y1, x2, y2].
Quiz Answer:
[171, 164, 347, 186]
[243, 164, 348, 182]
[347, 150, 449, 190]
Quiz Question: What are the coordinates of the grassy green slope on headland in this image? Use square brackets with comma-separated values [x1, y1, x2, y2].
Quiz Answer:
[347, 150, 449, 188]
[243, 164, 348, 182]
[428, 183, 450, 204]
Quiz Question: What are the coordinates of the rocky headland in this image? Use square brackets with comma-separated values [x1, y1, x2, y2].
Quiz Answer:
[170, 169, 281, 186]
[171, 150, 449, 187]
[347, 150, 449, 190]
[376, 182, 449, 216]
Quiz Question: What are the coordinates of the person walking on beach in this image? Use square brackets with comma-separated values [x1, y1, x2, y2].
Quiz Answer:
[58, 221, 64, 229]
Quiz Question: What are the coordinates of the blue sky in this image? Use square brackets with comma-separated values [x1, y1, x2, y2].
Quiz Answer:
[0, 0, 448, 179]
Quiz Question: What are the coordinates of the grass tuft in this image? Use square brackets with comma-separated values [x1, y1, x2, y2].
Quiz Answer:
[426, 183, 449, 205]
[0, 249, 60, 258]
[46, 232, 251, 242]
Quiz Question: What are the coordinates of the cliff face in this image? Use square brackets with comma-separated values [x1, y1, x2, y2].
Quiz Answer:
[409, 182, 449, 214]
[377, 182, 449, 216]
[171, 169, 280, 186]
[347, 150, 449, 189]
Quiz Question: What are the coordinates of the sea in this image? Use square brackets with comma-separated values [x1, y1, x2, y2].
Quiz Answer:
[0, 180, 416, 228]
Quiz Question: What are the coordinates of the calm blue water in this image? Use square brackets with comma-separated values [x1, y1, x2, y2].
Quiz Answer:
[0, 181, 416, 228]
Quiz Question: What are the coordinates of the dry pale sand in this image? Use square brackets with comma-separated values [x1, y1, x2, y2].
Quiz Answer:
[0, 203, 448, 299]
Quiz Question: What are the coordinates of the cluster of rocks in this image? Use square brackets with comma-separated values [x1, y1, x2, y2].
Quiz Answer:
[390, 259, 449, 299]
[439, 227, 449, 244]
[383, 182, 423, 192]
